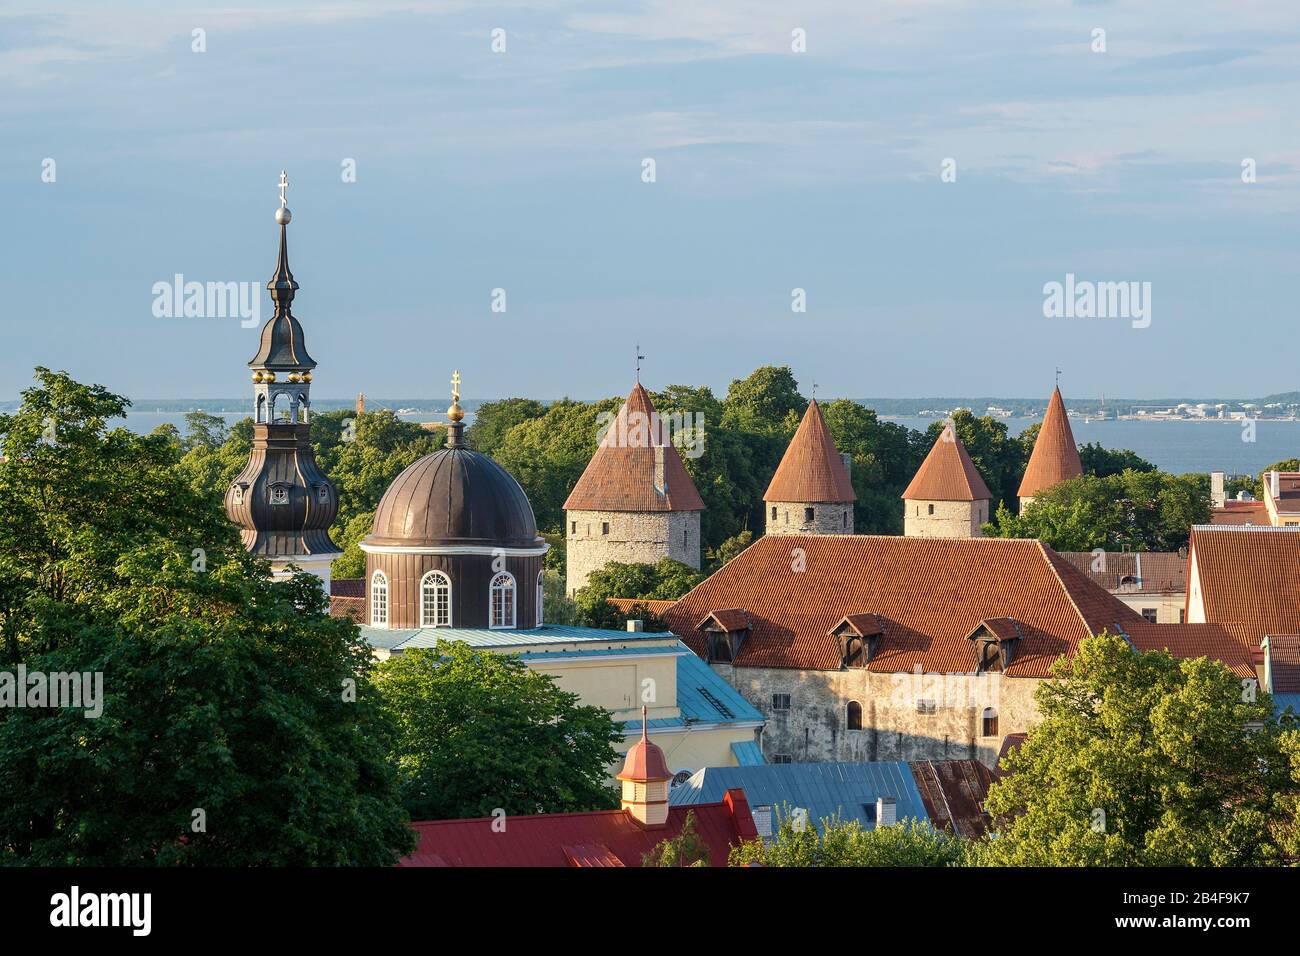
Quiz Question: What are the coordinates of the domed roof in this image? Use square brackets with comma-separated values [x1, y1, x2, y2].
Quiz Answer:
[365, 443, 542, 549]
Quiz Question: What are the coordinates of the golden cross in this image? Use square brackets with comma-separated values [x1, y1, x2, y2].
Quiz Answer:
[451, 369, 461, 403]
[278, 170, 289, 207]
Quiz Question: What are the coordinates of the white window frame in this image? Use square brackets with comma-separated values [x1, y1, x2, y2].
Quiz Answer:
[536, 570, 544, 627]
[419, 570, 452, 628]
[371, 570, 389, 628]
[489, 572, 516, 629]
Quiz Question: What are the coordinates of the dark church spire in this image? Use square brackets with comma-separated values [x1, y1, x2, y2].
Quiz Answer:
[250, 170, 316, 371]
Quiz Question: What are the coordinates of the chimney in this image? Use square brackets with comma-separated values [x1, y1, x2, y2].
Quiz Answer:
[626, 619, 644, 633]
[653, 445, 667, 496]
[1210, 471, 1225, 509]
[876, 797, 897, 828]
[841, 452, 852, 478]
[1271, 470, 1281, 501]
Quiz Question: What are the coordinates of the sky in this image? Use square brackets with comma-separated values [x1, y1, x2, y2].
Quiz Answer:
[2, 0, 1298, 403]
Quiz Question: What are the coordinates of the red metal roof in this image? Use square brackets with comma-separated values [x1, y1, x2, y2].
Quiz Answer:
[909, 759, 994, 838]
[563, 383, 705, 513]
[901, 424, 992, 502]
[663, 534, 1142, 674]
[763, 399, 855, 504]
[1018, 387, 1083, 498]
[400, 789, 757, 867]
[1209, 500, 1270, 525]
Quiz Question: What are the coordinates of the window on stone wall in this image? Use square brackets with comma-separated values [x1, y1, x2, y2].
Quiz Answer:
[928, 503, 934, 515]
[771, 506, 777, 520]
[847, 700, 863, 730]
[982, 707, 999, 737]
[804, 507, 815, 523]
[842, 511, 848, 529]
[570, 521, 576, 534]
[601, 521, 609, 535]
[771, 693, 792, 712]
[771, 754, 792, 764]
[916, 698, 937, 715]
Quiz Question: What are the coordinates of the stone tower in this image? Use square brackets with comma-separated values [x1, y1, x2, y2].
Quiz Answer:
[225, 172, 341, 587]
[763, 398, 855, 536]
[902, 422, 992, 538]
[1018, 386, 1082, 509]
[563, 382, 705, 596]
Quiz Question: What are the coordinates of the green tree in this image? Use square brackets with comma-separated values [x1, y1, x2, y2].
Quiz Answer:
[572, 559, 707, 629]
[728, 811, 964, 867]
[0, 369, 413, 865]
[721, 366, 805, 435]
[467, 397, 546, 457]
[978, 632, 1292, 866]
[643, 810, 710, 866]
[707, 530, 754, 572]
[822, 398, 926, 534]
[375, 641, 622, 820]
[1078, 442, 1154, 478]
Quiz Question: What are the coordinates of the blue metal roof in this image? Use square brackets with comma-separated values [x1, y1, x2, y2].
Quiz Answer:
[731, 741, 766, 766]
[669, 761, 929, 832]
[674, 652, 764, 724]
[358, 623, 675, 652]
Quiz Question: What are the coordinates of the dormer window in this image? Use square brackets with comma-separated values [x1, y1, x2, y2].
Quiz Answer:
[967, 618, 1023, 673]
[696, 609, 751, 664]
[269, 484, 289, 505]
[831, 614, 884, 668]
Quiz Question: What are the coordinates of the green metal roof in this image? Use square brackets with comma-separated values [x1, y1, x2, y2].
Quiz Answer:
[358, 623, 675, 652]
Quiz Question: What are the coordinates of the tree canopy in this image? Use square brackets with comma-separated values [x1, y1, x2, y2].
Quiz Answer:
[728, 812, 966, 867]
[977, 632, 1298, 866]
[0, 369, 413, 865]
[375, 640, 622, 820]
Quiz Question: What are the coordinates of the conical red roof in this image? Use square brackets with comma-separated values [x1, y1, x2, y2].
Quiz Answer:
[763, 399, 855, 503]
[902, 423, 992, 501]
[616, 715, 672, 783]
[1018, 387, 1083, 498]
[563, 383, 705, 512]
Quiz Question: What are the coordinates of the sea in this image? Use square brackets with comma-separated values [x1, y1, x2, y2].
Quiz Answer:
[115, 411, 1296, 476]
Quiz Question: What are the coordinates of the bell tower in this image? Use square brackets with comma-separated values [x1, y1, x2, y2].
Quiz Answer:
[225, 172, 341, 587]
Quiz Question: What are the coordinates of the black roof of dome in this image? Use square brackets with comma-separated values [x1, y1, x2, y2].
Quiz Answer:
[365, 445, 541, 549]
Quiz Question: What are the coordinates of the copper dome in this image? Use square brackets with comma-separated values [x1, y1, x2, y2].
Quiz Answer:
[365, 446, 541, 549]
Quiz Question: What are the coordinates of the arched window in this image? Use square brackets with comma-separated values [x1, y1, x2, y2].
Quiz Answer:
[770, 506, 777, 520]
[847, 700, 863, 730]
[420, 570, 451, 628]
[371, 571, 389, 628]
[982, 707, 998, 737]
[536, 570, 544, 627]
[489, 572, 515, 629]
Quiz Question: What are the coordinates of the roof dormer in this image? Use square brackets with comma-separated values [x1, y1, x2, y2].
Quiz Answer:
[830, 613, 885, 668]
[696, 608, 751, 664]
[966, 617, 1023, 673]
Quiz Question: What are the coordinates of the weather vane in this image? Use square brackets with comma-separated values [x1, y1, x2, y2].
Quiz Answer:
[1055, 366, 1062, 388]
[635, 343, 645, 382]
[811, 381, 818, 399]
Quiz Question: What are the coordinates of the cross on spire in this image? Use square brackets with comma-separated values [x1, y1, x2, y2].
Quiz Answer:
[451, 369, 462, 404]
[278, 170, 289, 208]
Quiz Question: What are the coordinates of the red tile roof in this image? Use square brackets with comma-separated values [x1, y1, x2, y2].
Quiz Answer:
[1266, 634, 1300, 693]
[1119, 621, 1258, 679]
[400, 789, 757, 867]
[1057, 551, 1187, 594]
[1210, 500, 1269, 525]
[763, 399, 855, 504]
[698, 608, 752, 632]
[901, 424, 992, 501]
[563, 383, 705, 513]
[1018, 387, 1083, 498]
[1189, 525, 1300, 646]
[663, 534, 1142, 675]
[329, 596, 365, 620]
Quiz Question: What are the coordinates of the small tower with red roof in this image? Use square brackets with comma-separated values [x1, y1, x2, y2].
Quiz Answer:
[1018, 386, 1083, 508]
[902, 422, 992, 538]
[617, 706, 674, 828]
[763, 398, 856, 535]
[563, 381, 705, 596]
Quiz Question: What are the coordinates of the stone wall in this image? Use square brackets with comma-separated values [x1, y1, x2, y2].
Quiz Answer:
[903, 498, 987, 538]
[565, 508, 701, 596]
[765, 501, 853, 536]
[712, 662, 1041, 768]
